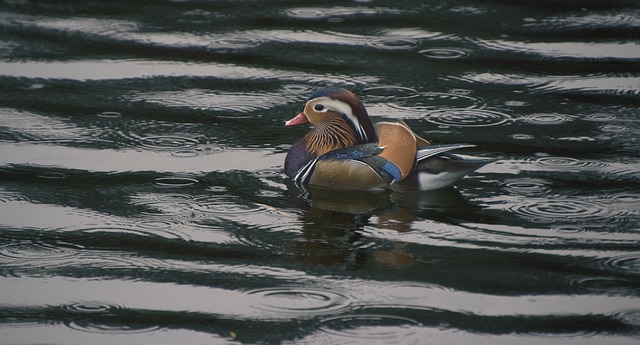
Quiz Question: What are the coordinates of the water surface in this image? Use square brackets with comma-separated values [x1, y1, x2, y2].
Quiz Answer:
[1, 1, 639, 344]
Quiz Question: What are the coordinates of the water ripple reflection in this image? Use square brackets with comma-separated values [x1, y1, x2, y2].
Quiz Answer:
[508, 198, 623, 224]
[533, 156, 610, 170]
[192, 195, 267, 216]
[319, 314, 420, 341]
[521, 113, 576, 125]
[618, 311, 640, 328]
[500, 178, 552, 196]
[78, 223, 192, 242]
[246, 287, 353, 318]
[62, 301, 121, 314]
[0, 240, 80, 264]
[510, 133, 535, 140]
[130, 193, 195, 217]
[37, 171, 67, 180]
[66, 315, 161, 335]
[360, 85, 420, 101]
[138, 136, 200, 151]
[153, 176, 199, 187]
[593, 253, 640, 276]
[419, 47, 472, 59]
[381, 92, 486, 119]
[426, 108, 513, 127]
[285, 7, 404, 20]
[571, 276, 640, 294]
[367, 37, 418, 50]
[599, 124, 629, 133]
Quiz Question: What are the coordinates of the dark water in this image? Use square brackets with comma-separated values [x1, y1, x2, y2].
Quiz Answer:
[1, 0, 639, 344]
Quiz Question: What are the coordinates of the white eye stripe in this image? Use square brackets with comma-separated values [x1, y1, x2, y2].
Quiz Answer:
[312, 97, 368, 142]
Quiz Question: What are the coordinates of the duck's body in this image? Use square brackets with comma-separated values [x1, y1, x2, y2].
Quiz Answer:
[284, 87, 494, 191]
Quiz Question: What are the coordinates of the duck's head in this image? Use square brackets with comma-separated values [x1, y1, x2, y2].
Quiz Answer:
[285, 87, 377, 146]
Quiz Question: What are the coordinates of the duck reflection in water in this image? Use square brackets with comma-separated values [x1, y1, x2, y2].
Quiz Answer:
[286, 182, 488, 269]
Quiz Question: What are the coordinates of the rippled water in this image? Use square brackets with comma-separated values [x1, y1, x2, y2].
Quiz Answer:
[1, 1, 639, 344]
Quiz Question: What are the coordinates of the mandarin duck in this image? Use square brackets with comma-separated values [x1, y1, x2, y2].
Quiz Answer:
[284, 87, 495, 191]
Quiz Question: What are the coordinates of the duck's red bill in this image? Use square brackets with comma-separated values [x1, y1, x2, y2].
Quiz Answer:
[285, 112, 309, 126]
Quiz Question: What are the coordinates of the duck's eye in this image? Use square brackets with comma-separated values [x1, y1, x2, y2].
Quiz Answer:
[314, 104, 325, 111]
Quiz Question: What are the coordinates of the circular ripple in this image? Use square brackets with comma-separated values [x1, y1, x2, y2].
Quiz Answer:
[62, 302, 119, 314]
[570, 276, 638, 294]
[360, 85, 419, 101]
[66, 315, 160, 335]
[38, 171, 67, 180]
[153, 176, 199, 187]
[533, 156, 609, 170]
[286, 8, 333, 19]
[170, 149, 204, 158]
[191, 195, 266, 215]
[501, 178, 551, 196]
[599, 124, 628, 133]
[386, 93, 485, 118]
[618, 311, 640, 327]
[595, 253, 640, 275]
[534, 156, 581, 168]
[131, 193, 195, 217]
[511, 133, 535, 140]
[247, 287, 353, 317]
[231, 231, 287, 252]
[551, 224, 612, 234]
[426, 108, 512, 127]
[320, 314, 420, 340]
[285, 7, 399, 19]
[384, 283, 446, 301]
[419, 47, 472, 59]
[603, 193, 640, 206]
[281, 84, 313, 95]
[509, 199, 618, 223]
[524, 329, 600, 339]
[0, 191, 31, 203]
[254, 167, 283, 179]
[419, 92, 485, 109]
[97, 111, 122, 118]
[22, 83, 46, 90]
[0, 240, 78, 262]
[211, 36, 262, 50]
[367, 37, 418, 50]
[521, 113, 576, 125]
[79, 224, 190, 241]
[584, 113, 618, 122]
[138, 135, 199, 150]
[135, 219, 177, 230]
[504, 100, 530, 107]
[130, 219, 191, 240]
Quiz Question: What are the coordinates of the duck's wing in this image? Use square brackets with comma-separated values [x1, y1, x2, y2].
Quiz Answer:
[415, 144, 476, 161]
[395, 148, 497, 191]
